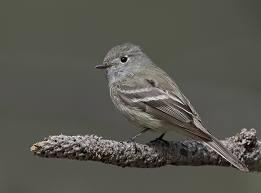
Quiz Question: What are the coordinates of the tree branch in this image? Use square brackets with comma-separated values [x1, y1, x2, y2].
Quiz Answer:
[31, 128, 260, 172]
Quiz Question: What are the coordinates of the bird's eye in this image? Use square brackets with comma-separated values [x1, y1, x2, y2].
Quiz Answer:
[120, 56, 128, 63]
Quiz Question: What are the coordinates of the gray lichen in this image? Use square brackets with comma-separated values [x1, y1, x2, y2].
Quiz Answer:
[31, 128, 260, 172]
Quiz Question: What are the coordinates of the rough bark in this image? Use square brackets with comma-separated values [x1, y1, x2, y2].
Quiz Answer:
[31, 128, 260, 172]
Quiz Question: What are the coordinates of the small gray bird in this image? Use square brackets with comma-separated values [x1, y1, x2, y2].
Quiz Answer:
[96, 43, 248, 172]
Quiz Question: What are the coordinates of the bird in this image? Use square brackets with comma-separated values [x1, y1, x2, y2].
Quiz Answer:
[95, 43, 249, 172]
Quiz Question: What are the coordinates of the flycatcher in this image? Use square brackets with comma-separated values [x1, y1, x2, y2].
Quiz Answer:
[96, 43, 248, 172]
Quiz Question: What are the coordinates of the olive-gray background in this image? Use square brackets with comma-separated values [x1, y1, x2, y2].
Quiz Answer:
[1, 0, 260, 192]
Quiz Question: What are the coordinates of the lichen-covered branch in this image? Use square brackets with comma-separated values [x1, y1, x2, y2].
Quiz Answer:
[31, 128, 260, 172]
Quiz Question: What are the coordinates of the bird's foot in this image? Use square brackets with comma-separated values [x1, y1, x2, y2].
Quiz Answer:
[126, 137, 136, 143]
[150, 133, 169, 145]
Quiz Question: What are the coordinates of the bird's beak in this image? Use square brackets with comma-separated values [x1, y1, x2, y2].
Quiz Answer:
[95, 64, 112, 69]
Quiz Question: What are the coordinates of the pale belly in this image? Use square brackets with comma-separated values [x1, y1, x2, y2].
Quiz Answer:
[118, 103, 174, 133]
[110, 86, 178, 133]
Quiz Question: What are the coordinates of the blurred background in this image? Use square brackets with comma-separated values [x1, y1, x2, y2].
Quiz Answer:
[0, 0, 260, 192]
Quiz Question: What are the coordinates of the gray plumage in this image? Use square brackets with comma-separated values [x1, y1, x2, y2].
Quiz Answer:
[96, 43, 248, 172]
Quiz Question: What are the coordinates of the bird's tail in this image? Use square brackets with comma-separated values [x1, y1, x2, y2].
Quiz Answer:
[204, 136, 249, 172]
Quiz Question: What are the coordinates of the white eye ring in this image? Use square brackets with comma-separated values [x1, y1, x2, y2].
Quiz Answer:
[120, 56, 128, 63]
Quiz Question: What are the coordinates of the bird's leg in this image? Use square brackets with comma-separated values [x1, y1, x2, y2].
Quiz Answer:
[128, 128, 150, 142]
[150, 133, 169, 145]
[156, 133, 165, 140]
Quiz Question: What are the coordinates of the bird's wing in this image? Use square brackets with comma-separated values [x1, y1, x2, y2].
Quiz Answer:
[114, 79, 211, 141]
[112, 77, 248, 171]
